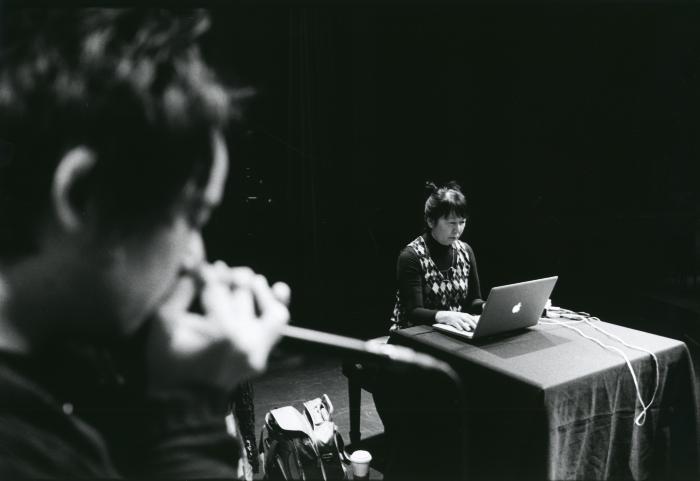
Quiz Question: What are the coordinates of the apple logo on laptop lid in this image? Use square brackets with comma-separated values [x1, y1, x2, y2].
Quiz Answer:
[512, 302, 522, 314]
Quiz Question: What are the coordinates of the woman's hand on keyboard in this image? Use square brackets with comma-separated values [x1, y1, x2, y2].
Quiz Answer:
[435, 311, 477, 331]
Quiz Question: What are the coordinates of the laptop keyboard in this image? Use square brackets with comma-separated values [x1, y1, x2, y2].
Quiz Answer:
[432, 323, 475, 339]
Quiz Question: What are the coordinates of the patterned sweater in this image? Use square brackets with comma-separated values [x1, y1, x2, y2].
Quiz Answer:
[391, 232, 484, 329]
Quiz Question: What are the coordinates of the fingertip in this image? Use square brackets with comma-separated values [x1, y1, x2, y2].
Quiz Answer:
[271, 281, 291, 306]
[267, 302, 290, 327]
[254, 273, 269, 288]
[280, 304, 291, 325]
[213, 260, 228, 273]
[228, 266, 256, 287]
[199, 273, 229, 308]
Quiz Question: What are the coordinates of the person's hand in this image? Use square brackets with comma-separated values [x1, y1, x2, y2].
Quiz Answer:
[435, 310, 477, 331]
[146, 261, 290, 393]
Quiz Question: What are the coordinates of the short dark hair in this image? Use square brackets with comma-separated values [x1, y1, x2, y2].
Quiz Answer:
[0, 8, 235, 259]
[424, 181, 468, 226]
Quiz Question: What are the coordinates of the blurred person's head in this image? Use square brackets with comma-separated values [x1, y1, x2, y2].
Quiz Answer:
[0, 8, 236, 350]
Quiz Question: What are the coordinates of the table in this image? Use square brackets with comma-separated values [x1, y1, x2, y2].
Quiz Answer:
[389, 320, 700, 481]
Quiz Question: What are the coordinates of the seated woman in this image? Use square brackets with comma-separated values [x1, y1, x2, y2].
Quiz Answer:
[375, 181, 486, 481]
[390, 181, 485, 332]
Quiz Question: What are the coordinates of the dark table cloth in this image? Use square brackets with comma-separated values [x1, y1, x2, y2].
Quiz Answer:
[389, 320, 700, 481]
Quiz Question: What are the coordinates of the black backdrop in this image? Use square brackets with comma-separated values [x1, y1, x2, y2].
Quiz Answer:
[197, 4, 700, 338]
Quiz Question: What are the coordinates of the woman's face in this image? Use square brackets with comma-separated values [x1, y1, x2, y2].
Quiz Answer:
[428, 213, 466, 246]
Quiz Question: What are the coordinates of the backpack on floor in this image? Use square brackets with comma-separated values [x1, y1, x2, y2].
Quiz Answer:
[259, 394, 350, 480]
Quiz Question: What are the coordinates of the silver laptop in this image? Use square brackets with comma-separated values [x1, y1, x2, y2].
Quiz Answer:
[433, 276, 558, 341]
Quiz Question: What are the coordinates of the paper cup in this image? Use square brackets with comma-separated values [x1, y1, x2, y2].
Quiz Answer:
[350, 450, 372, 479]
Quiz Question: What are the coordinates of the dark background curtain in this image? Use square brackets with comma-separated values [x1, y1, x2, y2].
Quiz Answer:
[201, 4, 700, 338]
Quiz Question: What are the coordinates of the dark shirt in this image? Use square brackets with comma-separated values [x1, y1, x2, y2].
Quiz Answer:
[396, 232, 485, 325]
[0, 336, 241, 479]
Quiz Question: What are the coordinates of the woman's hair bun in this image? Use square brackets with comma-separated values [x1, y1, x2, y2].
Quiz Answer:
[425, 180, 461, 194]
[444, 180, 462, 192]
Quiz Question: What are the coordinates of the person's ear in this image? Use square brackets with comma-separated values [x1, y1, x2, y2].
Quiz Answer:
[426, 217, 435, 229]
[51, 146, 97, 232]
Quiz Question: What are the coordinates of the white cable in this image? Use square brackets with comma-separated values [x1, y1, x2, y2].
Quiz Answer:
[538, 319, 587, 325]
[539, 311, 660, 426]
[583, 317, 660, 425]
